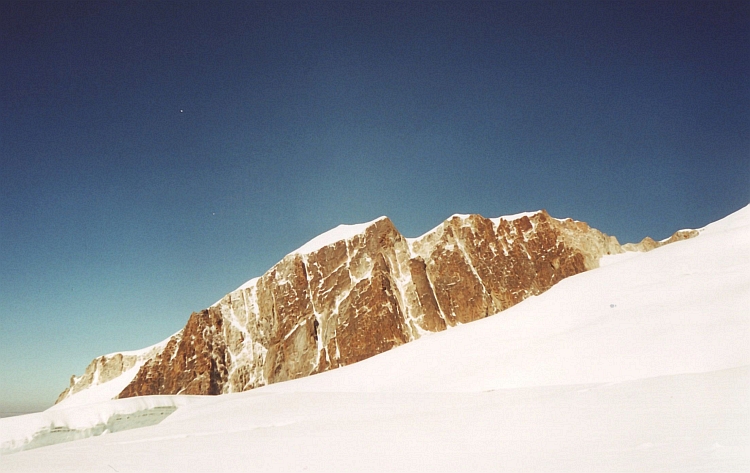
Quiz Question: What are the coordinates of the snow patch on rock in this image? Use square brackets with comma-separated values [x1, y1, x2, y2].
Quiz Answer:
[292, 217, 388, 255]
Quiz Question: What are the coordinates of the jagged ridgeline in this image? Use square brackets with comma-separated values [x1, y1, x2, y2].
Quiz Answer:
[57, 211, 696, 402]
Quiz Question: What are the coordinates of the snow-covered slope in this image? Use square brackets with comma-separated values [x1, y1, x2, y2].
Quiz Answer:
[106, 209, 631, 401]
[291, 216, 389, 255]
[54, 339, 171, 405]
[0, 395, 200, 456]
[2, 205, 748, 472]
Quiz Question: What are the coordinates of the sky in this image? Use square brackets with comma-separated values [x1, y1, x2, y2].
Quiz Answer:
[1, 1, 748, 415]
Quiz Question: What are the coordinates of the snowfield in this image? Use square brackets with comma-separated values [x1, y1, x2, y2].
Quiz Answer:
[1, 205, 748, 472]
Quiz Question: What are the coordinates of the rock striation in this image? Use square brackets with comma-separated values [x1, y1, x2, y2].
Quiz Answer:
[57, 210, 696, 402]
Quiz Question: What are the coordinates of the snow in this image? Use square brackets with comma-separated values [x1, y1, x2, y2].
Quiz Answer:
[659, 227, 698, 242]
[408, 210, 545, 247]
[447, 210, 545, 226]
[1, 204, 748, 472]
[50, 364, 144, 411]
[213, 276, 260, 307]
[599, 250, 643, 267]
[490, 210, 542, 224]
[0, 395, 202, 456]
[291, 216, 387, 255]
[237, 276, 259, 291]
[53, 337, 178, 407]
[100, 336, 171, 359]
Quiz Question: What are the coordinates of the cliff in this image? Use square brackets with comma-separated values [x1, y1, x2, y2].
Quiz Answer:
[57, 210, 693, 402]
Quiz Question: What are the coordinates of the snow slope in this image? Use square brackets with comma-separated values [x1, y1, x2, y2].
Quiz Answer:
[291, 216, 388, 255]
[1, 205, 748, 472]
[50, 364, 145, 411]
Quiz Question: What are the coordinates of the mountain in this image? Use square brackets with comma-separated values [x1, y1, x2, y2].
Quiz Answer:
[56, 210, 692, 404]
[53, 341, 167, 405]
[2, 205, 747, 471]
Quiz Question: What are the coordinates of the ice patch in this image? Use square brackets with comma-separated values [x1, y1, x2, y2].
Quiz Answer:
[0, 395, 200, 455]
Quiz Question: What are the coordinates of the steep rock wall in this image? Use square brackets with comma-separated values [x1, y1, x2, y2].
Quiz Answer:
[58, 210, 695, 402]
[117, 211, 624, 398]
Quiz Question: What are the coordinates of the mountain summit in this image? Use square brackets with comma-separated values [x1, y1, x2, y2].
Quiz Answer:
[56, 210, 695, 404]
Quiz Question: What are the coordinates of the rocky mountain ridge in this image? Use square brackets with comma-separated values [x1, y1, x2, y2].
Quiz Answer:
[56, 210, 695, 403]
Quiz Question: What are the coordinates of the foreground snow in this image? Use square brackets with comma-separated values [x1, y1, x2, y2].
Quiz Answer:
[1, 205, 748, 472]
[0, 395, 199, 456]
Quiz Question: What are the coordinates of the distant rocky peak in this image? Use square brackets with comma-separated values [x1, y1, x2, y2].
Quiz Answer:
[57, 210, 698, 405]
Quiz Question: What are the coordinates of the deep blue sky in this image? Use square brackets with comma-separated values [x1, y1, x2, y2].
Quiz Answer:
[1, 1, 748, 414]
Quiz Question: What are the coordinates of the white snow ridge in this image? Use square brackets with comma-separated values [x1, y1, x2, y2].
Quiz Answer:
[291, 216, 388, 255]
[1, 205, 748, 472]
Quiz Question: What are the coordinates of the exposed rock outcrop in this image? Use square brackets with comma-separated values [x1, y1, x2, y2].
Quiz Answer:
[57, 210, 697, 402]
[622, 229, 700, 252]
[118, 308, 227, 397]
[55, 342, 166, 404]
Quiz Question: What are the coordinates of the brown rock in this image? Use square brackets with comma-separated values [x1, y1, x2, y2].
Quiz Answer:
[119, 307, 228, 398]
[57, 210, 699, 403]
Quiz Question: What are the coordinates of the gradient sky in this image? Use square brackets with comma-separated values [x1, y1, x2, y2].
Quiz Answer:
[1, 1, 748, 415]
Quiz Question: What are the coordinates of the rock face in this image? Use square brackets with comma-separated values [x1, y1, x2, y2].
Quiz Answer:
[55, 342, 165, 404]
[57, 210, 695, 402]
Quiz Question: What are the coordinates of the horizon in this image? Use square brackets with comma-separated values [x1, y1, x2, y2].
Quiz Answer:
[1, 205, 745, 419]
[1, 1, 749, 414]
[2, 200, 747, 469]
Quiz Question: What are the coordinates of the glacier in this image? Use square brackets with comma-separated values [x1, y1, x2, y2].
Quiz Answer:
[0, 204, 747, 472]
